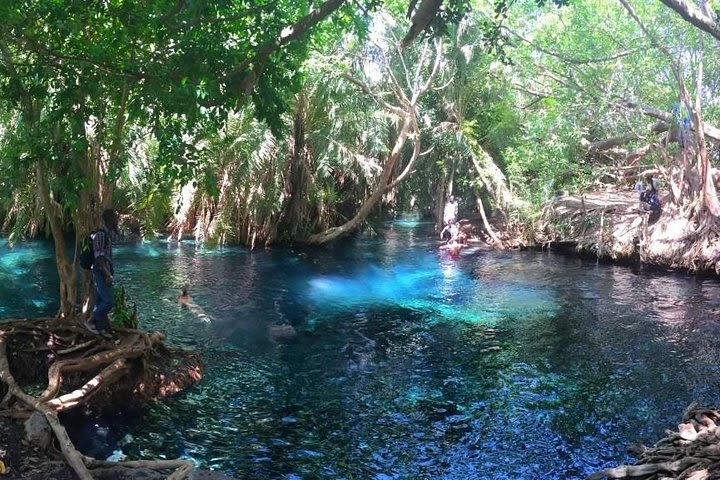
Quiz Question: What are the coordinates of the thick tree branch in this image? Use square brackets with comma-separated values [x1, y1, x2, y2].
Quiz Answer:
[230, 0, 348, 95]
[159, 0, 186, 23]
[584, 122, 668, 152]
[401, 0, 443, 49]
[616, 99, 720, 143]
[47, 359, 130, 412]
[388, 113, 423, 189]
[342, 74, 407, 116]
[659, 0, 720, 42]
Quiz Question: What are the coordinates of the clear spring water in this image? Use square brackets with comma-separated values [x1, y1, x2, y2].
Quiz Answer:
[2, 222, 720, 479]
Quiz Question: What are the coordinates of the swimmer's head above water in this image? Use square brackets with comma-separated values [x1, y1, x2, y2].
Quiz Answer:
[178, 285, 192, 305]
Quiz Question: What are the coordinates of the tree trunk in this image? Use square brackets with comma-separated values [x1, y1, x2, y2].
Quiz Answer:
[435, 180, 447, 232]
[35, 161, 76, 320]
[468, 141, 514, 221]
[691, 108, 720, 216]
[305, 114, 413, 244]
[468, 166, 505, 247]
[277, 92, 313, 240]
[476, 195, 504, 247]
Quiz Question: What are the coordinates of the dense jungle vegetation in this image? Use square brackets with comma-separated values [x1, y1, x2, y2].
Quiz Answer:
[2, 0, 720, 312]
[4, 2, 720, 478]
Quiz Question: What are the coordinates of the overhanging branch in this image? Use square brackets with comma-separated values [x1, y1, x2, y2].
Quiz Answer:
[660, 0, 720, 42]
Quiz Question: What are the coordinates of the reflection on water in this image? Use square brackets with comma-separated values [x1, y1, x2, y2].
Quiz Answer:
[2, 224, 720, 479]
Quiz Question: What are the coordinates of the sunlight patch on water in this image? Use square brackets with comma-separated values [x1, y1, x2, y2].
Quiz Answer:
[0, 249, 32, 275]
[305, 259, 558, 328]
[391, 215, 424, 228]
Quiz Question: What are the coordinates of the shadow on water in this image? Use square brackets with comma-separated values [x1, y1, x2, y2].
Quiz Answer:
[3, 223, 720, 479]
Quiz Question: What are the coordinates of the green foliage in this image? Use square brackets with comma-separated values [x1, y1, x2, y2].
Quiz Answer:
[4, 0, 718, 248]
[486, 0, 718, 205]
[112, 286, 138, 330]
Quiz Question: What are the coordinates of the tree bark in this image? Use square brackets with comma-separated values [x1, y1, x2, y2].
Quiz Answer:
[475, 194, 504, 248]
[305, 114, 414, 244]
[660, 0, 720, 42]
[277, 91, 313, 240]
[35, 161, 77, 320]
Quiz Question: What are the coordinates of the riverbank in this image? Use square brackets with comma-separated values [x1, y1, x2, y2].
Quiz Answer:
[524, 187, 720, 275]
[0, 318, 216, 479]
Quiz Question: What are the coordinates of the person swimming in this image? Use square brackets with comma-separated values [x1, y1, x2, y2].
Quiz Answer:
[440, 240, 464, 257]
[177, 286, 212, 323]
[178, 285, 192, 306]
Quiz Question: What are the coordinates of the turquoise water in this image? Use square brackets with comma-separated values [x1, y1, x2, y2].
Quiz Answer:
[2, 225, 720, 479]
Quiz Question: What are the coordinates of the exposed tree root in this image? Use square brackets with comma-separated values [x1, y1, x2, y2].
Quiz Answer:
[529, 188, 720, 275]
[81, 456, 194, 479]
[588, 405, 720, 480]
[0, 318, 203, 480]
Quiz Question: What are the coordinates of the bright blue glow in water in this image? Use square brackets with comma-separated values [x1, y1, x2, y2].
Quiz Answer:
[3, 226, 720, 479]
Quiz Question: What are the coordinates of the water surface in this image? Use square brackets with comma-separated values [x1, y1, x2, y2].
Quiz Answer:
[2, 225, 720, 479]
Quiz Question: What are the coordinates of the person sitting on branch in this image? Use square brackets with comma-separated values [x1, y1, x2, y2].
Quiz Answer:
[639, 175, 661, 213]
[440, 220, 460, 243]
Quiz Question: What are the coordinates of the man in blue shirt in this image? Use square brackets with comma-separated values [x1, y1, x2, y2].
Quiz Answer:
[84, 209, 119, 338]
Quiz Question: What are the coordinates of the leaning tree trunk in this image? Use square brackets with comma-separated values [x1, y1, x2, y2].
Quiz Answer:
[305, 38, 444, 245]
[305, 114, 414, 244]
[468, 167, 505, 248]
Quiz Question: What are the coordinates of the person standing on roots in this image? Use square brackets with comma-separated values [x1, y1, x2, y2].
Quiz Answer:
[84, 209, 119, 338]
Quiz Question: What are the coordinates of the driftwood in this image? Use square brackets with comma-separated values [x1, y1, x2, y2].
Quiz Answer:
[587, 405, 720, 480]
[0, 318, 203, 480]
